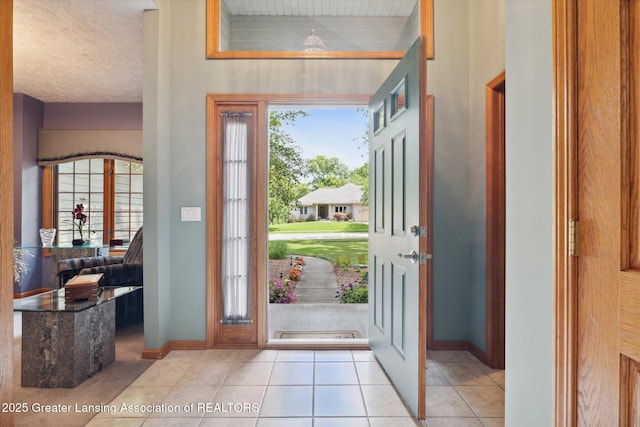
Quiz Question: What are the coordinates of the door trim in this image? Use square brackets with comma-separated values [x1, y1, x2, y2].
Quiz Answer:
[205, 94, 372, 349]
[0, 1, 13, 425]
[552, 0, 584, 424]
[485, 71, 506, 370]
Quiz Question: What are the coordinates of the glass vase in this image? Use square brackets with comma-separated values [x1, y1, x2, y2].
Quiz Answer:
[39, 228, 56, 247]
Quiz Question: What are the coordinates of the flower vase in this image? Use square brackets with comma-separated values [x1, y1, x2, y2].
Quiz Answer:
[72, 238, 85, 246]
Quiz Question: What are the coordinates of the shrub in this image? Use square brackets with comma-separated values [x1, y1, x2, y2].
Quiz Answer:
[287, 215, 298, 223]
[335, 281, 368, 303]
[333, 212, 348, 222]
[305, 214, 316, 222]
[269, 277, 297, 303]
[359, 269, 369, 283]
[335, 255, 353, 270]
[269, 241, 288, 259]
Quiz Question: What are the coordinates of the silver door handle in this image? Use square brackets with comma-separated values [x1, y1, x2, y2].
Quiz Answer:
[397, 250, 418, 264]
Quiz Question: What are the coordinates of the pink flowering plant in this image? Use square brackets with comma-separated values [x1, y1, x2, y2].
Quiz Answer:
[269, 277, 297, 304]
[71, 201, 88, 240]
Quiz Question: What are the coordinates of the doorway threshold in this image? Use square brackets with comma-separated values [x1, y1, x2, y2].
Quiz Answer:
[266, 337, 370, 350]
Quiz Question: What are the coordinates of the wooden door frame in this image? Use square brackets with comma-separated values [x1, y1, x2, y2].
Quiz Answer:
[206, 94, 375, 349]
[486, 70, 506, 370]
[553, 0, 580, 423]
[0, 1, 13, 426]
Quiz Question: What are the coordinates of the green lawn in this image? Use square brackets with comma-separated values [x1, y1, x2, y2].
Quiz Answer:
[272, 238, 368, 263]
[268, 221, 368, 233]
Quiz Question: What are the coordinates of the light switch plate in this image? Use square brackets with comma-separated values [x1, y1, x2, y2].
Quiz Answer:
[181, 207, 201, 222]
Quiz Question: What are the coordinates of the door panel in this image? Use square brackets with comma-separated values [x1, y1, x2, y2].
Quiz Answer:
[368, 36, 429, 419]
[571, 0, 640, 424]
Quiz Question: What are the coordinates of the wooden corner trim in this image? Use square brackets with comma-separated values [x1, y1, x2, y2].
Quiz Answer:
[142, 340, 207, 360]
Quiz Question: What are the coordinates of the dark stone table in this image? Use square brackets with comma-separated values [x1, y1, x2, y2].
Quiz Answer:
[14, 286, 141, 388]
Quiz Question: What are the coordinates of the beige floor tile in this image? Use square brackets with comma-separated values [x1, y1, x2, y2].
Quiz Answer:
[234, 349, 278, 363]
[428, 351, 480, 363]
[361, 385, 412, 417]
[100, 386, 173, 418]
[86, 418, 146, 427]
[206, 385, 265, 418]
[314, 350, 354, 362]
[355, 361, 391, 385]
[480, 418, 505, 427]
[255, 418, 312, 427]
[369, 417, 424, 427]
[274, 350, 315, 362]
[427, 361, 450, 386]
[269, 362, 314, 385]
[455, 385, 505, 418]
[178, 362, 231, 386]
[314, 362, 359, 385]
[131, 362, 191, 387]
[425, 417, 483, 427]
[314, 417, 370, 426]
[352, 350, 377, 362]
[142, 418, 202, 426]
[197, 349, 240, 363]
[223, 362, 273, 385]
[477, 365, 505, 387]
[151, 385, 218, 418]
[259, 385, 313, 417]
[199, 418, 257, 426]
[313, 385, 366, 417]
[436, 362, 496, 386]
[425, 386, 475, 417]
[161, 350, 203, 363]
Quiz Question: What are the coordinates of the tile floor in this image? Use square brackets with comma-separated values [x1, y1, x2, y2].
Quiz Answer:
[84, 349, 503, 427]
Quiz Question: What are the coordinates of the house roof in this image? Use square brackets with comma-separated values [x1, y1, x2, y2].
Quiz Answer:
[298, 183, 363, 205]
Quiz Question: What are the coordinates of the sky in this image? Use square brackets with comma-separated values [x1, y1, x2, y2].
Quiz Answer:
[272, 107, 369, 170]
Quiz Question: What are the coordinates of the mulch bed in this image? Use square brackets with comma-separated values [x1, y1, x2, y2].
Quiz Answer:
[267, 257, 363, 287]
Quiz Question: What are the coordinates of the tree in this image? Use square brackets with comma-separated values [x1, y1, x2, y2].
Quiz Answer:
[269, 110, 307, 224]
[350, 162, 369, 206]
[352, 108, 370, 205]
[306, 155, 351, 190]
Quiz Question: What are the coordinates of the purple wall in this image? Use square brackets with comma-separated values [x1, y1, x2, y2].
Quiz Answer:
[13, 98, 142, 293]
[13, 93, 44, 293]
[43, 103, 142, 129]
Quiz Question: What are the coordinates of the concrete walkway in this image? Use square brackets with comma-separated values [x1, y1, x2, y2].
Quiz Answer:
[295, 256, 339, 303]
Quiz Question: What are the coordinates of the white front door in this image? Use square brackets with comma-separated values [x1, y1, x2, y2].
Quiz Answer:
[368, 36, 430, 419]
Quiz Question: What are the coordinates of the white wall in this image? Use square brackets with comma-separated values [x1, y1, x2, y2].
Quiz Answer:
[504, 0, 553, 424]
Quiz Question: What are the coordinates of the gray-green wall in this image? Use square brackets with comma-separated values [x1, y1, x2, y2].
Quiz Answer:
[143, 0, 495, 349]
[505, 0, 553, 424]
[143, 0, 554, 421]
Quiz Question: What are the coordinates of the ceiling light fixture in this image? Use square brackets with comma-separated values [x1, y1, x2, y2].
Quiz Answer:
[304, 29, 326, 52]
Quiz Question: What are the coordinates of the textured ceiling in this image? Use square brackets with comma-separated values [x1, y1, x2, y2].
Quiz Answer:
[13, 0, 413, 103]
[13, 0, 156, 103]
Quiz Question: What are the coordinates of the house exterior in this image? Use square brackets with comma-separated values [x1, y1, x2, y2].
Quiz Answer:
[1, 1, 566, 425]
[290, 183, 368, 222]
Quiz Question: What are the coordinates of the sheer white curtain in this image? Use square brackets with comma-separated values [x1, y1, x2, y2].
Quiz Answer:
[220, 112, 253, 324]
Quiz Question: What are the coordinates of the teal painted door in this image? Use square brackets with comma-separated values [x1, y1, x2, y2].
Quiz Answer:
[368, 37, 430, 419]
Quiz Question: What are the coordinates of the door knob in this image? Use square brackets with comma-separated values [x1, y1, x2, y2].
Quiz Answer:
[397, 250, 419, 264]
